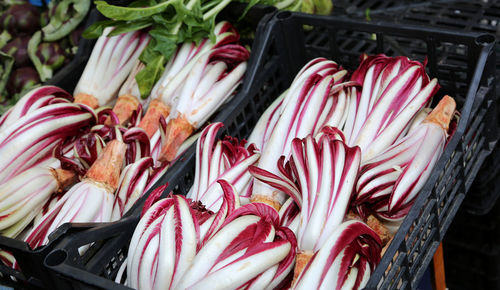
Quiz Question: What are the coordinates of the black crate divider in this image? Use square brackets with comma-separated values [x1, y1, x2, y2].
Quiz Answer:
[44, 12, 497, 290]
[0, 3, 277, 289]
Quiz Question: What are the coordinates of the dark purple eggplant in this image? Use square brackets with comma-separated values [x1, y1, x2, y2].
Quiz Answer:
[6, 66, 39, 95]
[1, 36, 30, 67]
[35, 42, 66, 71]
[0, 3, 40, 36]
[69, 25, 84, 48]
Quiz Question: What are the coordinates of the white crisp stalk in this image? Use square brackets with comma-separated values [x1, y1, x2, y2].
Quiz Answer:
[293, 134, 361, 252]
[187, 123, 259, 211]
[127, 195, 198, 290]
[355, 123, 445, 217]
[151, 23, 237, 108]
[250, 127, 361, 253]
[74, 27, 150, 106]
[118, 60, 145, 103]
[111, 157, 153, 221]
[352, 65, 421, 149]
[170, 44, 249, 128]
[24, 139, 126, 248]
[341, 55, 439, 162]
[0, 167, 60, 234]
[344, 58, 402, 142]
[247, 92, 285, 151]
[355, 129, 424, 203]
[388, 122, 445, 210]
[0, 86, 72, 131]
[1, 201, 44, 239]
[0, 103, 95, 184]
[179, 61, 247, 128]
[152, 42, 207, 106]
[278, 197, 300, 234]
[408, 107, 432, 134]
[354, 96, 455, 220]
[293, 221, 381, 290]
[176, 216, 260, 289]
[360, 78, 438, 161]
[127, 180, 240, 288]
[251, 58, 350, 207]
[127, 191, 295, 290]
[25, 179, 115, 247]
[176, 205, 295, 290]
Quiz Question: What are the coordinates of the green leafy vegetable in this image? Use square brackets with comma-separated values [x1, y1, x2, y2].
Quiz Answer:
[85, 0, 254, 98]
[82, 20, 118, 39]
[137, 53, 166, 98]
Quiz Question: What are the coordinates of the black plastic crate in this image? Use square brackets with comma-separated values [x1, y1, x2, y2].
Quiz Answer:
[0, 3, 276, 289]
[40, 11, 498, 290]
[332, 0, 430, 16]
[361, 0, 500, 215]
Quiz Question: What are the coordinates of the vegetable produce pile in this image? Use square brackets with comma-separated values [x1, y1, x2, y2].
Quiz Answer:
[0, 1, 461, 289]
[0, 0, 91, 112]
[0, 12, 250, 268]
[118, 55, 457, 289]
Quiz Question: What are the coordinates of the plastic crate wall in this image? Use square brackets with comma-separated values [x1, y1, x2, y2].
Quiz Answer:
[364, 0, 500, 214]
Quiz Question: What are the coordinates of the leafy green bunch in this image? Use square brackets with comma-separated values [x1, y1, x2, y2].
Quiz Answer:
[84, 0, 236, 98]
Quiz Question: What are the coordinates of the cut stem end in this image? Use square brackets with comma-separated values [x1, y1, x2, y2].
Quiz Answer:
[110, 94, 140, 125]
[138, 99, 170, 138]
[424, 95, 456, 130]
[367, 215, 392, 246]
[250, 194, 281, 212]
[292, 250, 314, 286]
[51, 168, 77, 191]
[85, 140, 127, 189]
[74, 92, 99, 109]
[158, 115, 195, 163]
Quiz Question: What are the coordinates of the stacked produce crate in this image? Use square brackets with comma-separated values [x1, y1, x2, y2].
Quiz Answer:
[0, 0, 498, 289]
